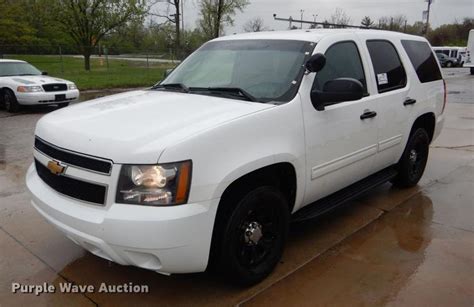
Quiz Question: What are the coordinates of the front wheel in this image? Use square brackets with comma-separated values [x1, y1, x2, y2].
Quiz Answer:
[470, 67, 474, 75]
[4, 90, 20, 113]
[392, 128, 430, 188]
[445, 61, 453, 68]
[217, 186, 289, 286]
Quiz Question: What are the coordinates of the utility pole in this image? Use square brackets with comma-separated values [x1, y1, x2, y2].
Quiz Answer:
[300, 10, 304, 29]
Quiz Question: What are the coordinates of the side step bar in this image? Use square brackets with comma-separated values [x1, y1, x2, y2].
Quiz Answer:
[291, 166, 398, 222]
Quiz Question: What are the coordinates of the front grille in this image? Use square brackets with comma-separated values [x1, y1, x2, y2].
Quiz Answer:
[42, 83, 67, 92]
[35, 159, 106, 205]
[35, 137, 112, 174]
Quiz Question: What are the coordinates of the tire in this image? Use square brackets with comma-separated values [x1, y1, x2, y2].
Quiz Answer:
[4, 89, 20, 113]
[391, 128, 430, 188]
[470, 67, 474, 75]
[445, 61, 453, 68]
[214, 186, 289, 286]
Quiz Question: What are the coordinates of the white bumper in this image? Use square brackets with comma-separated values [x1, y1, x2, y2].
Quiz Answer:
[16, 89, 80, 105]
[26, 164, 219, 274]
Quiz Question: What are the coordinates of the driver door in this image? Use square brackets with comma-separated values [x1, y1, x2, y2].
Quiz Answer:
[299, 37, 380, 206]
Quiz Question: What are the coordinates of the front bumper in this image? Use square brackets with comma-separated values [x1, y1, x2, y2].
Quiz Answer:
[26, 164, 219, 274]
[16, 89, 80, 105]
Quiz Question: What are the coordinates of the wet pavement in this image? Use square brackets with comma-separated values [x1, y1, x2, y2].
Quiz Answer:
[0, 68, 473, 306]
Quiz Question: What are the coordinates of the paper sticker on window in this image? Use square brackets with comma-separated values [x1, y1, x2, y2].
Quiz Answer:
[377, 73, 388, 85]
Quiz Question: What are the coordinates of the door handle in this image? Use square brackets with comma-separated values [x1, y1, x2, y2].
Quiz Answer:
[360, 111, 377, 120]
[404, 98, 417, 106]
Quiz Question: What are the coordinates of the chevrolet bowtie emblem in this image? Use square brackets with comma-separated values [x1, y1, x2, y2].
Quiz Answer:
[47, 160, 66, 175]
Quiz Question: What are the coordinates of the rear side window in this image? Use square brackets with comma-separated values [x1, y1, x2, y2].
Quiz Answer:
[367, 40, 407, 93]
[401, 40, 442, 83]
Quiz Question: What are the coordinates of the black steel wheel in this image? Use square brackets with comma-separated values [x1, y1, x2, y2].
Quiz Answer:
[392, 128, 430, 188]
[218, 186, 289, 286]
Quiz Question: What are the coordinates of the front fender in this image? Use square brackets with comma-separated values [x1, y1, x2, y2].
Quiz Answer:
[158, 97, 306, 210]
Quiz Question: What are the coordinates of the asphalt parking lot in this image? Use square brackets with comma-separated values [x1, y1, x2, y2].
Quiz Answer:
[0, 68, 473, 306]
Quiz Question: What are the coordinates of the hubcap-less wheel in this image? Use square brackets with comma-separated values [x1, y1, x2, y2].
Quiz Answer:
[392, 128, 429, 188]
[217, 186, 289, 285]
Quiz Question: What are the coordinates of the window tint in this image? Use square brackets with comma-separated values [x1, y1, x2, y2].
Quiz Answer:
[367, 40, 407, 93]
[402, 40, 442, 83]
[312, 41, 367, 94]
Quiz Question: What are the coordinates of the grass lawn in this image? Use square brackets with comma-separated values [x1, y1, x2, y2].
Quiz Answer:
[6, 55, 177, 90]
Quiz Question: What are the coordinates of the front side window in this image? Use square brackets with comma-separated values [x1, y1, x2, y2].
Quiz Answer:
[312, 41, 367, 94]
[401, 40, 442, 83]
[162, 39, 314, 103]
[367, 40, 407, 93]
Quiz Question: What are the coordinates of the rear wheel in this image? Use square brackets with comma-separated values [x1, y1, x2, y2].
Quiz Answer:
[215, 186, 289, 286]
[470, 67, 474, 75]
[391, 128, 430, 188]
[4, 89, 20, 113]
[445, 61, 453, 68]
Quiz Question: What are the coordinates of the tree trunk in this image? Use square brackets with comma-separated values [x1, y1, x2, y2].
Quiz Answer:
[175, 0, 181, 58]
[214, 0, 223, 38]
[84, 53, 91, 71]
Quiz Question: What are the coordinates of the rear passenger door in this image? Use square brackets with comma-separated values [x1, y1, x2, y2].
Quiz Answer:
[363, 39, 411, 170]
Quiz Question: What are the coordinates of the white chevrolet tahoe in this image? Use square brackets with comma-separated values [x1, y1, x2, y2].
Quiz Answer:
[27, 29, 446, 285]
[0, 59, 79, 112]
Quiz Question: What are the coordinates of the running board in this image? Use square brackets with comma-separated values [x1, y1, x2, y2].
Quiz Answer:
[291, 167, 398, 222]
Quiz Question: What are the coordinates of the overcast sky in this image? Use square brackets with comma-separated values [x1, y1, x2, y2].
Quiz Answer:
[154, 0, 473, 34]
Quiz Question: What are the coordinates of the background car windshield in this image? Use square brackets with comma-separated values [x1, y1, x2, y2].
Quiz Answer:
[0, 62, 41, 77]
[163, 39, 313, 102]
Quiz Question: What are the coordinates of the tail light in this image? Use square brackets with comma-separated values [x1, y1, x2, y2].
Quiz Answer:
[442, 79, 447, 114]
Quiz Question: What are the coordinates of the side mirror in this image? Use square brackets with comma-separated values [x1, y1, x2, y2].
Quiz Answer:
[41, 71, 48, 75]
[163, 68, 174, 78]
[305, 53, 326, 73]
[311, 78, 364, 111]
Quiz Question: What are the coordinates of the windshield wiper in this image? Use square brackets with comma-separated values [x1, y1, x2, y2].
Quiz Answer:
[190, 87, 258, 102]
[152, 83, 189, 93]
[18, 73, 37, 76]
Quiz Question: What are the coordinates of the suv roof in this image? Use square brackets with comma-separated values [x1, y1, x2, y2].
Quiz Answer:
[214, 29, 426, 43]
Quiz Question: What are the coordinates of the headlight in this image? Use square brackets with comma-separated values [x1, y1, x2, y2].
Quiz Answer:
[17, 85, 43, 92]
[68, 83, 77, 90]
[116, 161, 192, 206]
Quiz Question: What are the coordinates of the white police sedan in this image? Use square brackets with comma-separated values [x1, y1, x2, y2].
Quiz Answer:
[0, 59, 79, 112]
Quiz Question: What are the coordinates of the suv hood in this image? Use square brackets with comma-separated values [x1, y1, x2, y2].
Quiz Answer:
[35, 90, 274, 163]
[10, 75, 71, 85]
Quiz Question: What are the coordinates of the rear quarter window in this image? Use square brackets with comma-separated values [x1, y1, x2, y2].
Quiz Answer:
[401, 40, 442, 83]
[366, 40, 407, 93]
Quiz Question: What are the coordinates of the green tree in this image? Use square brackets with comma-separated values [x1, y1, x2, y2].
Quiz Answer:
[198, 0, 249, 39]
[0, 0, 36, 46]
[51, 0, 146, 71]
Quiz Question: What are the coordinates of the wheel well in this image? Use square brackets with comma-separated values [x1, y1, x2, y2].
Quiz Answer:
[219, 163, 297, 213]
[412, 113, 435, 143]
[207, 163, 297, 271]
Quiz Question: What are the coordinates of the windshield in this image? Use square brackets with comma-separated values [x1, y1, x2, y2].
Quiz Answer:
[0, 62, 41, 77]
[162, 39, 315, 102]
